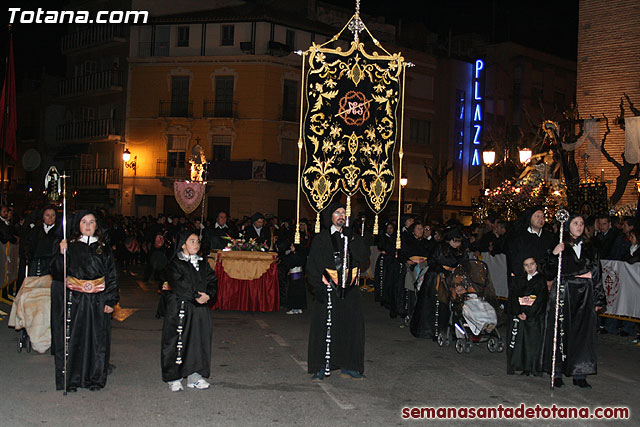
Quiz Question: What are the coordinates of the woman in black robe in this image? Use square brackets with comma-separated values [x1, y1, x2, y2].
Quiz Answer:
[160, 231, 217, 391]
[51, 211, 119, 391]
[397, 222, 432, 324]
[506, 257, 548, 376]
[540, 214, 606, 388]
[374, 222, 397, 306]
[410, 227, 466, 339]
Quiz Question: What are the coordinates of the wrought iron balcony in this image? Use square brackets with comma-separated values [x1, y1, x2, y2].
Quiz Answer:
[159, 100, 193, 118]
[156, 159, 187, 178]
[69, 168, 121, 188]
[203, 100, 237, 118]
[56, 118, 122, 142]
[59, 70, 123, 97]
[61, 25, 126, 54]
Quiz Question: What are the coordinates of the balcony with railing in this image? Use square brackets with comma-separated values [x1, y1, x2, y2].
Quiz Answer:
[69, 168, 121, 188]
[59, 70, 123, 98]
[56, 118, 122, 142]
[159, 100, 193, 118]
[61, 25, 126, 53]
[156, 159, 187, 178]
[137, 41, 170, 58]
[203, 100, 237, 118]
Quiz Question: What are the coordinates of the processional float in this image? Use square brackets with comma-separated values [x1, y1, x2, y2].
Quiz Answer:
[293, 1, 411, 376]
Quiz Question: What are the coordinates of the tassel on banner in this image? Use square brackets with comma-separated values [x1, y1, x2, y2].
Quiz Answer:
[373, 214, 379, 235]
[294, 223, 301, 245]
[315, 212, 321, 233]
[346, 196, 351, 218]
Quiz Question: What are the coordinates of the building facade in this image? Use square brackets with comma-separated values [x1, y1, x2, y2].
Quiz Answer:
[577, 0, 640, 207]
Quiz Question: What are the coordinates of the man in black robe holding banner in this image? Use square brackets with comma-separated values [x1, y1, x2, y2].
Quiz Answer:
[306, 202, 370, 381]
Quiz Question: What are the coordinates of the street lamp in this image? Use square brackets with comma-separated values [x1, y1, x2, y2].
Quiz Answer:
[123, 148, 137, 173]
[482, 149, 496, 189]
[400, 174, 408, 188]
[519, 148, 532, 164]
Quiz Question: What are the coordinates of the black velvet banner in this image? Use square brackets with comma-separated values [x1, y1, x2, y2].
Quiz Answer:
[301, 42, 404, 215]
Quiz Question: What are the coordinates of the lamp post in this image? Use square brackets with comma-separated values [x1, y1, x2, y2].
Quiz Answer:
[123, 148, 137, 175]
[519, 148, 532, 165]
[123, 148, 137, 215]
[482, 149, 496, 189]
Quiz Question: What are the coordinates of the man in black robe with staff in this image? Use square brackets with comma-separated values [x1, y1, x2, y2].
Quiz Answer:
[306, 202, 370, 381]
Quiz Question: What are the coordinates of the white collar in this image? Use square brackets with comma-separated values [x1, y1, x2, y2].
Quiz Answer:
[572, 241, 582, 258]
[44, 223, 55, 233]
[527, 271, 539, 281]
[79, 235, 98, 245]
[630, 244, 638, 255]
[215, 223, 228, 229]
[178, 251, 202, 270]
[253, 225, 262, 234]
[527, 226, 542, 237]
[331, 225, 343, 235]
[0, 217, 9, 226]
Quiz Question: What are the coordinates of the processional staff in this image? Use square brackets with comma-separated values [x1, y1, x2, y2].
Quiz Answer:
[551, 208, 569, 390]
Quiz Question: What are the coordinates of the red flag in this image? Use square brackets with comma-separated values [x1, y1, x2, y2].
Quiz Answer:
[0, 35, 17, 163]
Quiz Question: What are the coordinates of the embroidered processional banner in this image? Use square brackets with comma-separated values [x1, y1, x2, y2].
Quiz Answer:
[174, 181, 205, 214]
[301, 42, 404, 233]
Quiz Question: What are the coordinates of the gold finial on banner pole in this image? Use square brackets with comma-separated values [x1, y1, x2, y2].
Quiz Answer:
[396, 63, 408, 250]
[294, 51, 307, 245]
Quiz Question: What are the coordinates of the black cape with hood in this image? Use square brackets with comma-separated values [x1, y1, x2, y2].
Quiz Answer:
[539, 232, 606, 377]
[306, 203, 370, 374]
[506, 272, 548, 375]
[410, 227, 467, 339]
[50, 210, 119, 390]
[504, 207, 556, 277]
[374, 225, 398, 306]
[160, 231, 218, 382]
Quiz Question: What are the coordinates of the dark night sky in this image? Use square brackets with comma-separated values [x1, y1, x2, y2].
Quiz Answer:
[1, 0, 579, 80]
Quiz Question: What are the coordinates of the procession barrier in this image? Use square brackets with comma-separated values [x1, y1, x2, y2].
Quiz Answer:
[480, 252, 640, 323]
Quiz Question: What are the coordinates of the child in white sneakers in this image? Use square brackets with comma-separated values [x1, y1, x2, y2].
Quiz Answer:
[159, 231, 217, 391]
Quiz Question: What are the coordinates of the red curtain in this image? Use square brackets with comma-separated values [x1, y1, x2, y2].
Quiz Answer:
[0, 35, 17, 163]
[212, 261, 280, 312]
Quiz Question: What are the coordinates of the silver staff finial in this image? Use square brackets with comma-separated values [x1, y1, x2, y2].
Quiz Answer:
[555, 209, 569, 223]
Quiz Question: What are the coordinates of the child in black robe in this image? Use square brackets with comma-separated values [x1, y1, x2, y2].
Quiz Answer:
[160, 231, 217, 392]
[507, 257, 548, 376]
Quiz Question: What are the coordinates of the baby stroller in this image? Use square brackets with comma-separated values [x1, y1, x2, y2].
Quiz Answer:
[436, 259, 504, 354]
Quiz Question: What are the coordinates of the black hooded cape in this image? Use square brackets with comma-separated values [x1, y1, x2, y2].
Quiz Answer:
[539, 239, 606, 377]
[50, 210, 119, 390]
[160, 231, 218, 382]
[504, 207, 556, 277]
[306, 203, 370, 374]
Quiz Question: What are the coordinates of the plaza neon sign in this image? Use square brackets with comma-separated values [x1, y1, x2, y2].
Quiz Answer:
[470, 59, 484, 167]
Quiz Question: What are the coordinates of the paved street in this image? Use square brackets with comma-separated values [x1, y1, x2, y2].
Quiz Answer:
[1, 266, 638, 427]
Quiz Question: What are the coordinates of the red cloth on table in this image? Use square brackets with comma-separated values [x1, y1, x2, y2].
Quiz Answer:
[212, 260, 279, 312]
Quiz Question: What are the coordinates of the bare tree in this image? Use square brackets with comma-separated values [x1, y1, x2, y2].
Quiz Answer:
[603, 94, 640, 204]
[423, 161, 453, 221]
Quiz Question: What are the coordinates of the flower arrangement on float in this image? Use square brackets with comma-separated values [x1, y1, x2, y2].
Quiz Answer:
[474, 174, 567, 223]
[221, 235, 269, 252]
